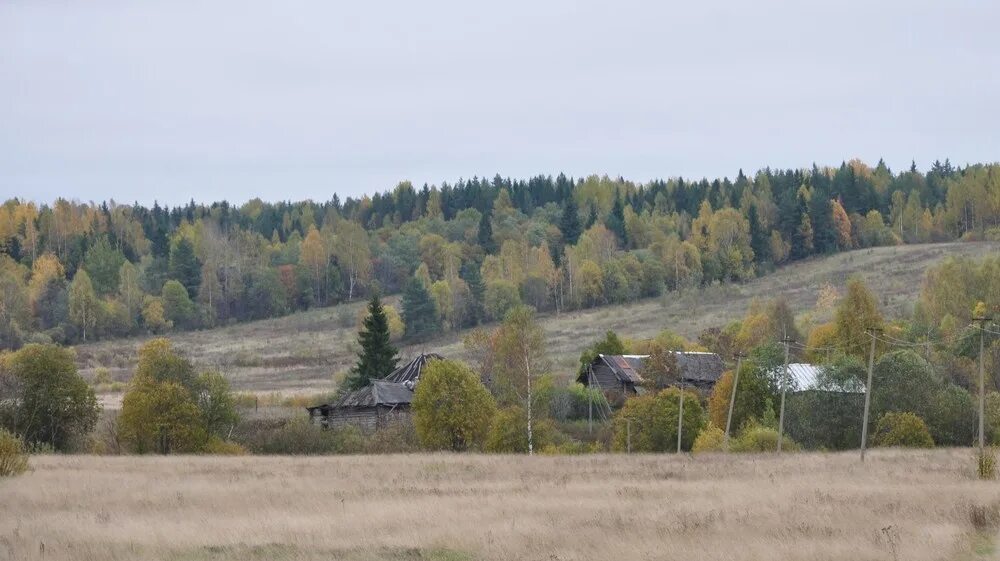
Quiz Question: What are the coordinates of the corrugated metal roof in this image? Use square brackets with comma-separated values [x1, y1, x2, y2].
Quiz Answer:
[774, 363, 866, 393]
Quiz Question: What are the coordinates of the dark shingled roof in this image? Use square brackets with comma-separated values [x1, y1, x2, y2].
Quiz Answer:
[308, 353, 443, 412]
[674, 352, 726, 383]
[382, 352, 443, 383]
[583, 352, 725, 387]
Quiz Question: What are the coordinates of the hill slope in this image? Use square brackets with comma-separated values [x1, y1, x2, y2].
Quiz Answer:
[75, 242, 1000, 396]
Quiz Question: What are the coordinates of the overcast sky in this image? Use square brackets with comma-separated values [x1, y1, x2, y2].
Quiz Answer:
[2, 0, 998, 206]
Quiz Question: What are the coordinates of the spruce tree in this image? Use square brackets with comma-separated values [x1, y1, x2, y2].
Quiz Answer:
[559, 197, 583, 246]
[606, 190, 628, 246]
[747, 205, 770, 263]
[168, 238, 201, 297]
[477, 211, 497, 253]
[402, 278, 442, 341]
[585, 202, 599, 229]
[348, 292, 399, 390]
[460, 261, 486, 326]
[809, 186, 836, 253]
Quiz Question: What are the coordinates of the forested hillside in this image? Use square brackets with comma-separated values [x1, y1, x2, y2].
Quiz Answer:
[2, 158, 998, 349]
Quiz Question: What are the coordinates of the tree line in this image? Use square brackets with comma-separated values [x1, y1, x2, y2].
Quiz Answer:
[2, 159, 999, 349]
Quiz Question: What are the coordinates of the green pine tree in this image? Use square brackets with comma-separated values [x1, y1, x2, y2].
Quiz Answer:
[460, 261, 486, 326]
[747, 205, 770, 263]
[403, 277, 442, 341]
[606, 190, 628, 246]
[477, 211, 497, 253]
[168, 238, 201, 298]
[559, 197, 582, 246]
[348, 292, 399, 390]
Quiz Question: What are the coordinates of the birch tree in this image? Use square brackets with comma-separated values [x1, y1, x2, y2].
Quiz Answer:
[332, 220, 371, 301]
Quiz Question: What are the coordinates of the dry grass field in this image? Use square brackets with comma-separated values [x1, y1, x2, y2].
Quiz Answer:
[74, 241, 1000, 400]
[2, 449, 999, 561]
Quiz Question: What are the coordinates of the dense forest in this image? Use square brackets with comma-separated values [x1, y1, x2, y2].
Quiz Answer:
[1, 158, 998, 349]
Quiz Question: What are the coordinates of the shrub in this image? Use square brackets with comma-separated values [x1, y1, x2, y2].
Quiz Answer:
[612, 387, 705, 452]
[692, 424, 725, 453]
[485, 406, 557, 453]
[871, 350, 974, 446]
[236, 417, 363, 455]
[94, 367, 112, 386]
[483, 280, 521, 321]
[0, 429, 29, 477]
[731, 424, 800, 453]
[204, 436, 247, 455]
[366, 419, 420, 454]
[2, 344, 101, 451]
[412, 360, 496, 451]
[872, 412, 934, 448]
[979, 448, 997, 481]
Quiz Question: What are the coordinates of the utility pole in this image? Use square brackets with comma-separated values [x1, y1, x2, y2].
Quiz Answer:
[677, 374, 685, 454]
[724, 352, 745, 452]
[776, 337, 793, 452]
[860, 327, 882, 462]
[973, 315, 992, 455]
[588, 365, 593, 434]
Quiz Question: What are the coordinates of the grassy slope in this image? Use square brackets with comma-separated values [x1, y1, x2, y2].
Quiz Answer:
[75, 241, 1000, 395]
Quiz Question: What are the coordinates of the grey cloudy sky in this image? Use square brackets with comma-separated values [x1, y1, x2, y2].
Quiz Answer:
[2, 0, 998, 206]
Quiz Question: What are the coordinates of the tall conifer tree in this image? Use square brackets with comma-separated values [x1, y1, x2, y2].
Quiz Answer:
[559, 197, 583, 246]
[348, 292, 399, 390]
[402, 277, 441, 341]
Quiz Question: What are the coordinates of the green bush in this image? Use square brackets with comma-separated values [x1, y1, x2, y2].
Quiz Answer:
[412, 359, 496, 451]
[731, 424, 800, 453]
[872, 412, 934, 448]
[0, 429, 29, 477]
[692, 424, 725, 453]
[979, 448, 997, 481]
[485, 406, 557, 453]
[203, 436, 247, 455]
[612, 387, 705, 452]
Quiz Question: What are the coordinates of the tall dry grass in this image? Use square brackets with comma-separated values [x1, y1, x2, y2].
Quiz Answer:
[1, 449, 998, 561]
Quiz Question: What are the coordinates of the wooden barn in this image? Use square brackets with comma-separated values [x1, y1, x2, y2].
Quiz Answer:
[307, 353, 442, 431]
[577, 352, 726, 395]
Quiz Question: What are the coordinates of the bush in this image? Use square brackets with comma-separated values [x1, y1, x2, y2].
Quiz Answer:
[692, 424, 725, 453]
[612, 387, 705, 452]
[731, 424, 800, 453]
[412, 360, 496, 451]
[979, 448, 997, 481]
[366, 419, 420, 454]
[204, 436, 247, 455]
[2, 344, 101, 451]
[485, 406, 557, 453]
[0, 429, 29, 477]
[872, 412, 934, 448]
[484, 280, 521, 321]
[236, 417, 363, 455]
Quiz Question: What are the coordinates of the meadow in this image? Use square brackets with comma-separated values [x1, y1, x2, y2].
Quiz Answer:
[1, 449, 998, 561]
[73, 241, 1000, 402]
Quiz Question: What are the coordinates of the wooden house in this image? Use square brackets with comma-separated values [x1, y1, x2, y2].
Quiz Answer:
[307, 353, 442, 431]
[577, 352, 725, 395]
